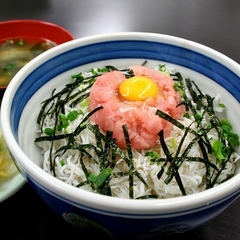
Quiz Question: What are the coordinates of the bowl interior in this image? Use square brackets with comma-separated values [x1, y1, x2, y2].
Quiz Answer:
[2, 33, 240, 212]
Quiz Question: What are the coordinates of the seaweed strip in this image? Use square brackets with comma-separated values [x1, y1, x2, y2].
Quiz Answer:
[158, 130, 186, 195]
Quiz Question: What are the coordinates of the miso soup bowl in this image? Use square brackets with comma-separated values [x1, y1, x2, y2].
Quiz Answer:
[0, 19, 74, 90]
[1, 32, 240, 240]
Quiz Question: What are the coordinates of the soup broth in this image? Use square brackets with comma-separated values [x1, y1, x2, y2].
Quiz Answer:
[0, 38, 56, 87]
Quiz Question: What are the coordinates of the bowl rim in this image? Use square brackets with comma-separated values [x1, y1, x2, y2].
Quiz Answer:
[0, 19, 74, 39]
[1, 32, 240, 215]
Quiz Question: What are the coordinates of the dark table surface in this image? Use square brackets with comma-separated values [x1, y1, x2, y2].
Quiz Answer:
[0, 1, 240, 239]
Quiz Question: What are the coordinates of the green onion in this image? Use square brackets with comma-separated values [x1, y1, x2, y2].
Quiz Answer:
[4, 63, 15, 71]
[145, 151, 159, 160]
[88, 167, 113, 187]
[59, 159, 65, 166]
[44, 128, 54, 136]
[67, 110, 79, 121]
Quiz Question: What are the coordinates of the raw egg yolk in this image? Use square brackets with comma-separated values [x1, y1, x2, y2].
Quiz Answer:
[119, 76, 159, 101]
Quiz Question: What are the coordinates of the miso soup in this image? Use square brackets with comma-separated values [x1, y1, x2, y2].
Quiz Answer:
[0, 38, 56, 87]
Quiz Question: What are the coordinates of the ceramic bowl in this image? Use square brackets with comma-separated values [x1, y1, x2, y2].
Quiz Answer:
[0, 116, 25, 202]
[1, 32, 240, 240]
[0, 19, 74, 90]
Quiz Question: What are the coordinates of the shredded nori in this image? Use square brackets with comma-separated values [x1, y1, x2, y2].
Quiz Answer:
[35, 65, 239, 199]
[151, 72, 238, 193]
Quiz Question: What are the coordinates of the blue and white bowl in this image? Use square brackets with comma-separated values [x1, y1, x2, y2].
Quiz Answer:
[1, 32, 240, 239]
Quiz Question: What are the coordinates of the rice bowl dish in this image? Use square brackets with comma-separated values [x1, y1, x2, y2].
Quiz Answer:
[1, 32, 240, 239]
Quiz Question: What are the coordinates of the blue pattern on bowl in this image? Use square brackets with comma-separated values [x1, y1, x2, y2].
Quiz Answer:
[27, 173, 239, 239]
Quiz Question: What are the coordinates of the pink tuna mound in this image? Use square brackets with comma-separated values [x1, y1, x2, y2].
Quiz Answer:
[88, 65, 184, 150]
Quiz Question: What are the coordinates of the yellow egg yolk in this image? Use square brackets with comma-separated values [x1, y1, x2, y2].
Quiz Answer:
[119, 76, 159, 101]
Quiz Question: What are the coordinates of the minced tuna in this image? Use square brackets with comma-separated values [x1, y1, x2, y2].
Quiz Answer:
[89, 65, 184, 150]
